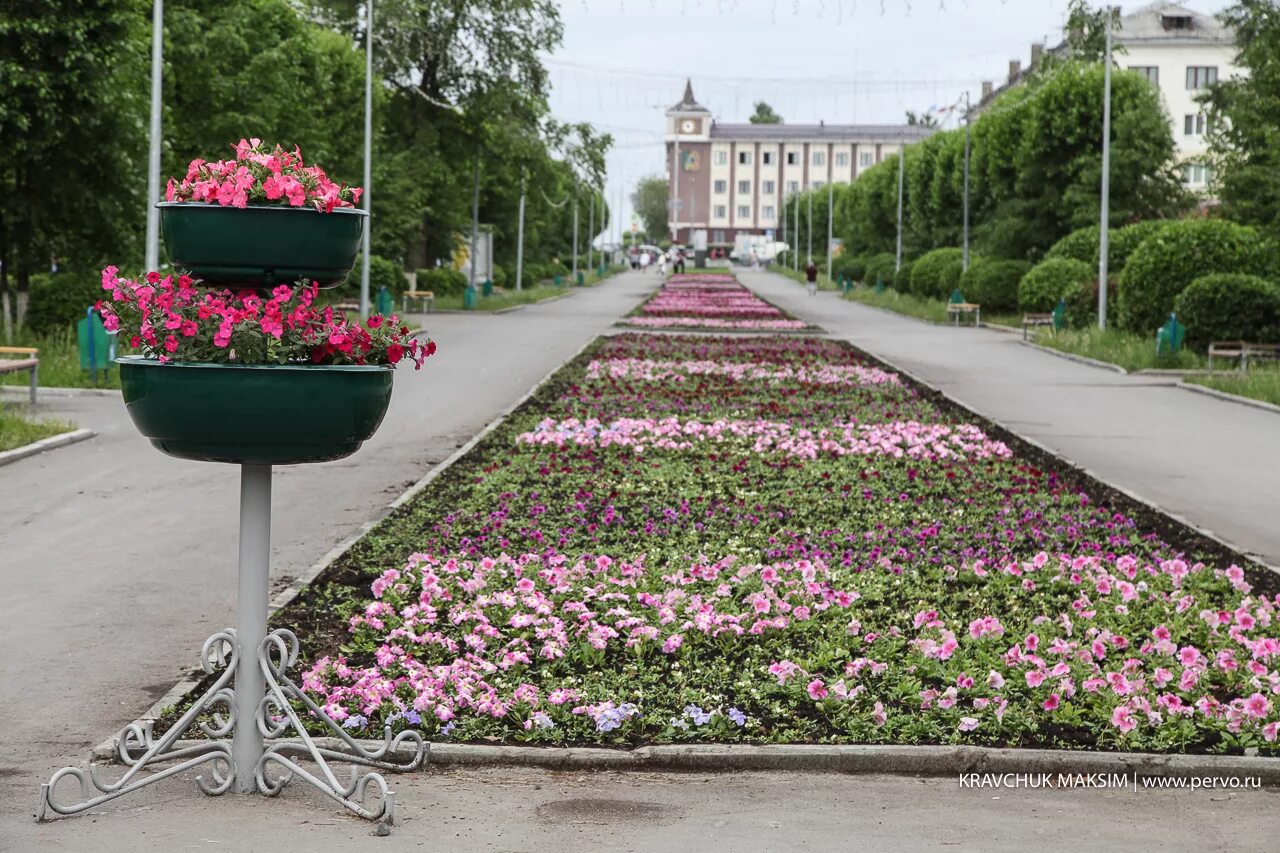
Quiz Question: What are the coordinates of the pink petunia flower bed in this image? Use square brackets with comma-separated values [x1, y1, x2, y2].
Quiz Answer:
[618, 273, 816, 331]
[299, 334, 1280, 753]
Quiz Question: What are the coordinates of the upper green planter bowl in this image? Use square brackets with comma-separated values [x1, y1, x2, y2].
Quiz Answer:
[158, 202, 367, 288]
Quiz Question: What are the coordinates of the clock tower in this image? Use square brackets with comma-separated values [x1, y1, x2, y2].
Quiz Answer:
[665, 79, 712, 247]
[665, 78, 711, 142]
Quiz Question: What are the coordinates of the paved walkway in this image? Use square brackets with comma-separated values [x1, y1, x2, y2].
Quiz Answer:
[738, 269, 1280, 569]
[6, 267, 1279, 851]
[0, 272, 655, 821]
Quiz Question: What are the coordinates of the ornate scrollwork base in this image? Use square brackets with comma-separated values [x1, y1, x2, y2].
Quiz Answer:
[37, 628, 426, 827]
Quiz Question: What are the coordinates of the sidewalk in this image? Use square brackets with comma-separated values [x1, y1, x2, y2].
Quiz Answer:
[0, 273, 654, 827]
[738, 269, 1280, 569]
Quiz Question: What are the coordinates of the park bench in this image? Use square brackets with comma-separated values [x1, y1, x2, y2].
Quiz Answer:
[0, 346, 39, 404]
[1207, 340, 1280, 373]
[1022, 313, 1054, 340]
[402, 290, 435, 313]
[946, 302, 981, 327]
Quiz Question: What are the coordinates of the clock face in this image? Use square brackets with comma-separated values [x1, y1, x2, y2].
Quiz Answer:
[681, 119, 696, 133]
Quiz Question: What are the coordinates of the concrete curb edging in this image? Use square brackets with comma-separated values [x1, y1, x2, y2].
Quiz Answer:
[92, 336, 601, 761]
[1017, 339, 1129, 374]
[1178, 379, 1280, 417]
[93, 738, 1280, 783]
[492, 290, 577, 314]
[0, 428, 96, 467]
[1, 385, 119, 399]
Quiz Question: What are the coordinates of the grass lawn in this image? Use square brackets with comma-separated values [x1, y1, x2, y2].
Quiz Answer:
[1029, 327, 1204, 372]
[842, 286, 950, 323]
[1186, 366, 1280, 407]
[0, 407, 75, 452]
[431, 268, 624, 312]
[773, 265, 841, 291]
[269, 329, 1276, 755]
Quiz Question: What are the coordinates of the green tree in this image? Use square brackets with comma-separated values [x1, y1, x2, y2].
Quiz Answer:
[1205, 0, 1280, 234]
[631, 176, 668, 240]
[0, 0, 148, 333]
[749, 102, 783, 124]
[905, 110, 939, 129]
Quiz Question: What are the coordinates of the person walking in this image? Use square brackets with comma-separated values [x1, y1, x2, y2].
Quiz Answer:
[658, 251, 668, 276]
[639, 251, 650, 274]
[805, 258, 818, 296]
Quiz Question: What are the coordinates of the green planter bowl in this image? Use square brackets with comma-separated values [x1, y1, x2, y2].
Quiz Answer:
[158, 202, 368, 288]
[118, 357, 393, 465]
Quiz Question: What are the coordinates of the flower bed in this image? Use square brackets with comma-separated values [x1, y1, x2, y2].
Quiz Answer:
[618, 273, 816, 332]
[293, 332, 1280, 754]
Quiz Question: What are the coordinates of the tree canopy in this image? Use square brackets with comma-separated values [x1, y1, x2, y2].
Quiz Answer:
[749, 102, 783, 124]
[631, 176, 669, 240]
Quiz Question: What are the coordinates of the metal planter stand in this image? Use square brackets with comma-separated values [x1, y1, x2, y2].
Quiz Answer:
[39, 463, 426, 826]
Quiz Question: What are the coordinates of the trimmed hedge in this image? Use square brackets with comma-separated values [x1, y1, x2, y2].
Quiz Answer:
[894, 259, 916, 293]
[865, 253, 898, 289]
[1018, 258, 1094, 324]
[831, 254, 860, 283]
[416, 267, 468, 297]
[959, 259, 1031, 313]
[1174, 273, 1280, 349]
[1044, 226, 1100, 266]
[910, 248, 965, 299]
[1044, 220, 1173, 277]
[24, 271, 104, 334]
[1118, 220, 1266, 333]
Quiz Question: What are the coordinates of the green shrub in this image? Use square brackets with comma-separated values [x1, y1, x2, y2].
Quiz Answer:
[833, 254, 867, 282]
[370, 255, 406, 295]
[864, 253, 897, 289]
[894, 259, 916, 293]
[1174, 273, 1280, 349]
[1045, 226, 1101, 265]
[416, 266, 467, 297]
[960, 259, 1032, 313]
[24, 271, 104, 334]
[1118, 220, 1266, 333]
[1109, 220, 1174, 275]
[1019, 258, 1095, 324]
[491, 266, 508, 289]
[910, 248, 965, 299]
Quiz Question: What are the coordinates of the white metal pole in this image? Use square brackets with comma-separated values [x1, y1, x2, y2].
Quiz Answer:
[1098, 5, 1114, 329]
[144, 0, 163, 272]
[895, 134, 905, 273]
[962, 92, 972, 273]
[469, 155, 480, 290]
[572, 194, 579, 283]
[359, 0, 373, 318]
[807, 190, 813, 262]
[232, 463, 272, 793]
[588, 191, 594, 272]
[672, 135, 680, 242]
[515, 171, 526, 291]
[826, 180, 834, 280]
[794, 192, 799, 271]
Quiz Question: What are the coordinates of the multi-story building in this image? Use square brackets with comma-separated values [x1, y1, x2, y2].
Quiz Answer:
[974, 2, 1238, 191]
[664, 81, 933, 248]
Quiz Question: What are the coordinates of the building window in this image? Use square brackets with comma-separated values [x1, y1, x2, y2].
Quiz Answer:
[762, 151, 774, 165]
[1186, 65, 1218, 90]
[762, 180, 775, 194]
[712, 230, 726, 244]
[714, 150, 728, 166]
[811, 180, 824, 190]
[1184, 114, 1207, 136]
[714, 204, 727, 219]
[737, 205, 751, 219]
[859, 151, 874, 167]
[713, 179, 727, 194]
[786, 151, 798, 165]
[1130, 66, 1159, 86]
[738, 151, 752, 165]
[787, 180, 799, 194]
[762, 205, 775, 219]
[737, 180, 751, 194]
[1182, 162, 1213, 186]
[812, 151, 826, 167]
[835, 152, 850, 167]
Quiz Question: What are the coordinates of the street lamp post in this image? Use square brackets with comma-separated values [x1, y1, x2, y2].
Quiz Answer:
[1098, 5, 1115, 329]
[588, 190, 594, 272]
[572, 192, 579, 284]
[144, 0, 164, 273]
[895, 133, 905, 274]
[826, 179, 834, 281]
[359, 0, 374, 318]
[962, 90, 972, 273]
[515, 169, 526, 291]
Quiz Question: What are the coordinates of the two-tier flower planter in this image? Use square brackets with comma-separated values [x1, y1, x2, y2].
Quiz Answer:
[40, 197, 425, 828]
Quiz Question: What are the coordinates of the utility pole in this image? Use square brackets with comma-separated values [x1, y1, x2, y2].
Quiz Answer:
[895, 133, 905, 273]
[360, 0, 374, 317]
[588, 189, 595, 272]
[826, 179, 834, 281]
[1098, 4, 1115, 329]
[515, 169, 526, 291]
[468, 154, 480, 291]
[962, 90, 972, 273]
[144, 0, 163, 272]
[794, 191, 800, 271]
[807, 188, 813, 262]
[572, 192, 579, 284]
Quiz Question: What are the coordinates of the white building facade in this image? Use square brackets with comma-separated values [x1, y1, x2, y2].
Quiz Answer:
[665, 81, 932, 247]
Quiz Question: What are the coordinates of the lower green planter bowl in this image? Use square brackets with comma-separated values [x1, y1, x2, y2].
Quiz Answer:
[158, 202, 367, 288]
[118, 357, 394, 465]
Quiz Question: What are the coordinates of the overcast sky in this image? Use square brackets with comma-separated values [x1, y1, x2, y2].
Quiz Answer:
[543, 0, 1228, 240]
